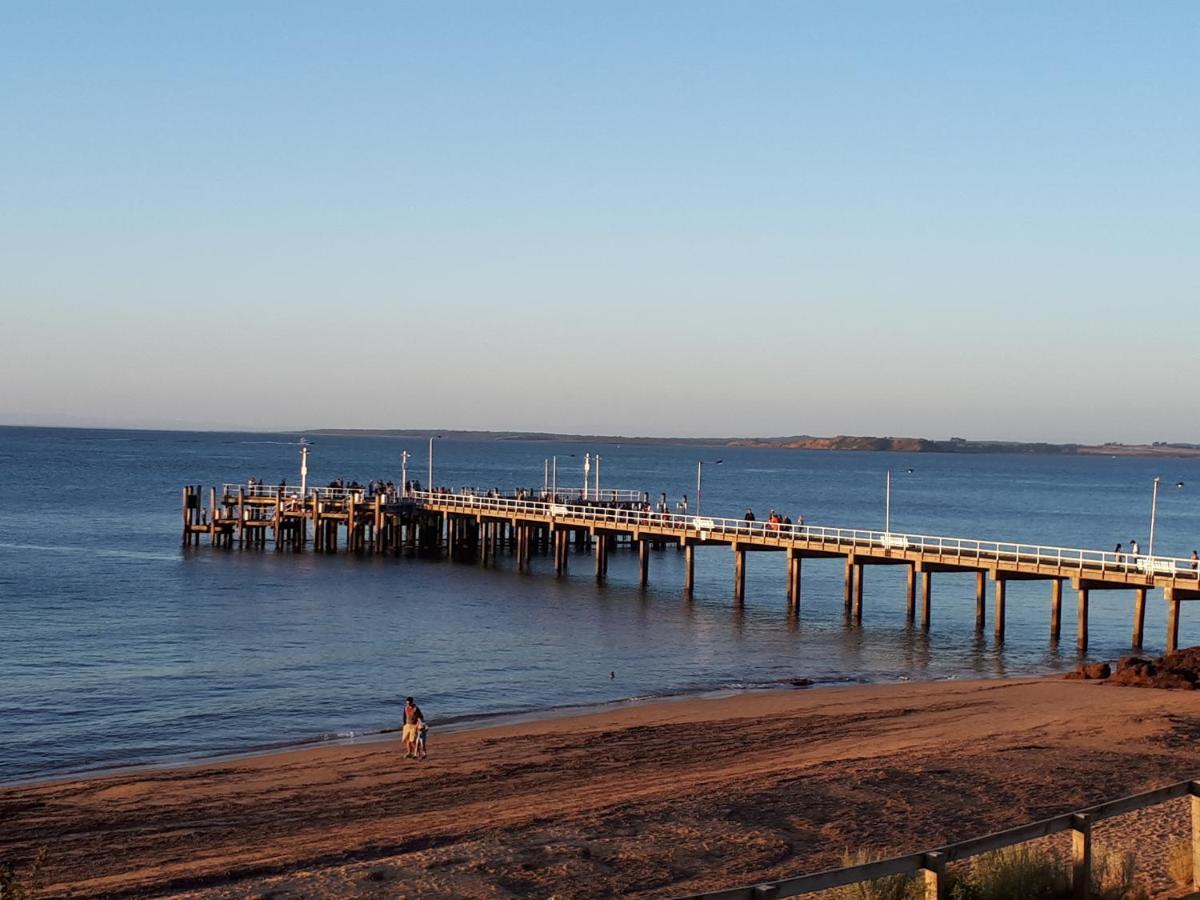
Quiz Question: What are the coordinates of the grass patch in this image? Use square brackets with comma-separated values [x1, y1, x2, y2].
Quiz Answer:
[0, 848, 46, 900]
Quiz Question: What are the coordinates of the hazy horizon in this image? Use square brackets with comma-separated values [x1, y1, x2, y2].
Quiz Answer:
[3, 2, 1197, 442]
[1, 419, 1196, 449]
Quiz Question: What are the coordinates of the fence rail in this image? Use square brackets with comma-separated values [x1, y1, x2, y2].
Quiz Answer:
[679, 779, 1200, 899]
[409, 490, 1200, 585]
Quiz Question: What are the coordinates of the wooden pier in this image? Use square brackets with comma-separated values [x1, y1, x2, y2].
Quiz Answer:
[182, 483, 1200, 654]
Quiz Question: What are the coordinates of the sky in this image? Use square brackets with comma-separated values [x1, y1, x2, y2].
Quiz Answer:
[1, 2, 1197, 442]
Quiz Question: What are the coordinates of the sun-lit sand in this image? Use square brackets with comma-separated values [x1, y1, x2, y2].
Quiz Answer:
[5, 677, 1200, 898]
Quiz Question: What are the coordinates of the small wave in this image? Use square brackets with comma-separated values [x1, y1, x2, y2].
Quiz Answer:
[0, 543, 180, 562]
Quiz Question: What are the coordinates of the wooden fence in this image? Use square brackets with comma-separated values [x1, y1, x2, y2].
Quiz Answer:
[680, 779, 1200, 899]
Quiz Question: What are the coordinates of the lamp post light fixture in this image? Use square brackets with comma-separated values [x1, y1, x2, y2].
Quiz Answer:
[428, 434, 442, 489]
[885, 467, 892, 534]
[1148, 475, 1162, 559]
[696, 458, 723, 517]
[401, 450, 411, 496]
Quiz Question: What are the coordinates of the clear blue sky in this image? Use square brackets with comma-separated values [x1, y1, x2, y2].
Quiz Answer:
[2, 2, 1196, 441]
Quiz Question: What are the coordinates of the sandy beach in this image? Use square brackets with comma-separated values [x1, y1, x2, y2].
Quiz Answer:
[5, 677, 1200, 898]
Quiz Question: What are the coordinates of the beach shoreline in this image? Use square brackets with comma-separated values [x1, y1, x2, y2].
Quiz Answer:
[0, 673, 902, 791]
[6, 675, 1200, 898]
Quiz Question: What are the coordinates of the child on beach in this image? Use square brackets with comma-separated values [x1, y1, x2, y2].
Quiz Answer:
[416, 721, 428, 760]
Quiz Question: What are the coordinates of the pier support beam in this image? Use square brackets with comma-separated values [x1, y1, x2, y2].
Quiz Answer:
[906, 564, 916, 623]
[921, 571, 933, 629]
[1132, 588, 1146, 650]
[1168, 594, 1181, 654]
[733, 547, 746, 603]
[786, 550, 801, 611]
[1051, 579, 1063, 642]
[684, 543, 695, 597]
[994, 578, 1007, 643]
[975, 572, 987, 633]
[852, 563, 864, 623]
[638, 539, 650, 587]
[1077, 588, 1090, 652]
[843, 557, 856, 613]
[594, 533, 608, 582]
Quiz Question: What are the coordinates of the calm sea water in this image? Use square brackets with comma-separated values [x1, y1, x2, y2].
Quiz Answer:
[2, 426, 1199, 783]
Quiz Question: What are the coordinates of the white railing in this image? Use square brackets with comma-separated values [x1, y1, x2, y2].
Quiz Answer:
[222, 483, 304, 500]
[409, 490, 1200, 582]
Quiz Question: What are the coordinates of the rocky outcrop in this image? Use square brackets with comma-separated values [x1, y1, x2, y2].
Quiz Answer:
[1064, 648, 1200, 689]
[1065, 662, 1112, 680]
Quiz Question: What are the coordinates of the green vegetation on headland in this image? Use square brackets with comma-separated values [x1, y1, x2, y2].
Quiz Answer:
[305, 429, 1200, 458]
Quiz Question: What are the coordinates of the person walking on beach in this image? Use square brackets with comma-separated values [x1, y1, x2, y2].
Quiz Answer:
[402, 696, 424, 759]
[415, 720, 428, 760]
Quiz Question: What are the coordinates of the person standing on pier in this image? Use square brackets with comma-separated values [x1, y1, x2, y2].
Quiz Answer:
[1130, 539, 1140, 559]
[402, 697, 425, 759]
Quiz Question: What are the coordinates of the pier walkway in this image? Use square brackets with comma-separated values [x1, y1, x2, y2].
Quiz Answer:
[181, 483, 1200, 654]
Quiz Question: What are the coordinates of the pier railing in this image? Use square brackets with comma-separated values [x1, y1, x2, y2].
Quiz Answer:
[679, 777, 1200, 899]
[409, 490, 1200, 585]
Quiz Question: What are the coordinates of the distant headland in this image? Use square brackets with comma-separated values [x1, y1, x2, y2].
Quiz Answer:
[306, 429, 1200, 458]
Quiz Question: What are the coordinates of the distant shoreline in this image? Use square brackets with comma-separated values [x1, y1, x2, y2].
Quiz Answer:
[306, 428, 1200, 458]
[4, 423, 1200, 457]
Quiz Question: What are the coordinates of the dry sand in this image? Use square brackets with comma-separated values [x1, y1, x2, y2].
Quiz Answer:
[5, 677, 1200, 898]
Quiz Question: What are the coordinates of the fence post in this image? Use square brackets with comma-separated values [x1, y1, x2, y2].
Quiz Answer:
[921, 850, 946, 900]
[1071, 813, 1092, 899]
[1191, 782, 1200, 891]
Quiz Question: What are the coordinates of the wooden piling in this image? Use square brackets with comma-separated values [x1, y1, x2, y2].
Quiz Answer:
[1132, 588, 1146, 650]
[733, 546, 746, 603]
[638, 539, 649, 586]
[1051, 579, 1062, 642]
[594, 532, 606, 582]
[852, 563, 864, 623]
[921, 571, 932, 629]
[1071, 813, 1092, 900]
[975, 572, 986, 633]
[684, 543, 695, 597]
[906, 564, 916, 623]
[994, 578, 1006, 642]
[1190, 786, 1200, 892]
[1168, 593, 1181, 654]
[1077, 588, 1090, 651]
[786, 550, 801, 611]
[843, 557, 855, 613]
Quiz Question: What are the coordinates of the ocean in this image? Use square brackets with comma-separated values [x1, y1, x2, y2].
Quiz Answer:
[2, 425, 1198, 784]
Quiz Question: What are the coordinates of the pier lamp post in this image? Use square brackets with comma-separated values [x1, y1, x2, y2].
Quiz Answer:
[551, 453, 575, 501]
[427, 435, 442, 490]
[885, 467, 892, 534]
[696, 459, 723, 517]
[1148, 475, 1162, 559]
[595, 454, 601, 500]
[401, 450, 411, 496]
[299, 443, 309, 496]
[583, 453, 591, 500]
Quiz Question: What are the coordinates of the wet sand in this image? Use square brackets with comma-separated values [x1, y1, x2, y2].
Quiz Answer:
[5, 677, 1200, 898]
